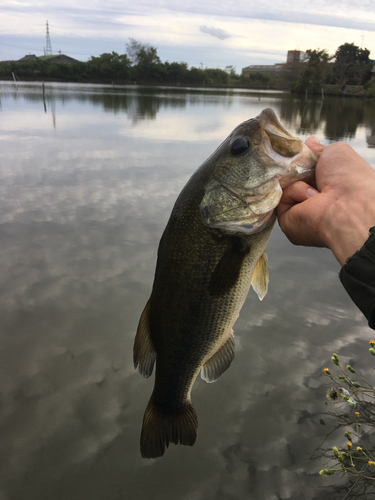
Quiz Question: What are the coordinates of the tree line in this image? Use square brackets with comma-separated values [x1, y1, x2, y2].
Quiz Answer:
[0, 39, 373, 95]
[0, 39, 233, 86]
[288, 43, 373, 94]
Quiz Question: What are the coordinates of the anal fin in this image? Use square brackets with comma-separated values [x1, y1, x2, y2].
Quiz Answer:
[201, 331, 235, 383]
[133, 300, 156, 378]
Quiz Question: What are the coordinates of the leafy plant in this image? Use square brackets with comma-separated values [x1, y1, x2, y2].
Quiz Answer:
[320, 343, 375, 480]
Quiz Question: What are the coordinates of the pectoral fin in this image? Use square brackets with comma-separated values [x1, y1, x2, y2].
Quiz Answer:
[133, 300, 156, 378]
[209, 238, 251, 296]
[251, 252, 269, 301]
[201, 331, 235, 383]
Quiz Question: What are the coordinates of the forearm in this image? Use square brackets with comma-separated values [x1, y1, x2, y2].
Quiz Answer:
[322, 194, 375, 266]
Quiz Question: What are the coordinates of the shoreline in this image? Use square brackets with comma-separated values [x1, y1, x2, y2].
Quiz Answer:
[0, 78, 372, 99]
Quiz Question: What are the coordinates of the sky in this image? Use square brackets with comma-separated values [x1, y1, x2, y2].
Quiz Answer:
[1, 0, 375, 72]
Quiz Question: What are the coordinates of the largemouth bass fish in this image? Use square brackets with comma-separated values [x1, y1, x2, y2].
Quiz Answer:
[134, 108, 317, 458]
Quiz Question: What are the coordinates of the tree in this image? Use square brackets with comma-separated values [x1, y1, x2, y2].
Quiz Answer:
[224, 65, 236, 76]
[205, 68, 229, 85]
[293, 49, 331, 92]
[163, 61, 189, 83]
[242, 71, 272, 88]
[333, 43, 371, 87]
[87, 52, 131, 81]
[126, 38, 161, 66]
[125, 38, 162, 82]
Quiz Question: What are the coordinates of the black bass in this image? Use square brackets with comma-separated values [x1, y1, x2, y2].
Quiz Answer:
[134, 108, 317, 458]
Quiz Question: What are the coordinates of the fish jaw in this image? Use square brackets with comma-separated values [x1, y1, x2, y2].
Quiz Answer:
[256, 108, 317, 187]
[199, 108, 317, 235]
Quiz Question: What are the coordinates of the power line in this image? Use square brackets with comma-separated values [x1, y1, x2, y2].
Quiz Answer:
[0, 40, 91, 57]
[0, 41, 42, 51]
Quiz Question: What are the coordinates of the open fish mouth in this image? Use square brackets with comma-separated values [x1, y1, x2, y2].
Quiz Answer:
[258, 108, 317, 188]
[199, 108, 318, 235]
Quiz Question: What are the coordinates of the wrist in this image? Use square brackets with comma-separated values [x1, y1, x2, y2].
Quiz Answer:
[323, 195, 375, 266]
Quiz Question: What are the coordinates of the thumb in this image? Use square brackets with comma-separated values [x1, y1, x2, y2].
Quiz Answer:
[305, 136, 325, 156]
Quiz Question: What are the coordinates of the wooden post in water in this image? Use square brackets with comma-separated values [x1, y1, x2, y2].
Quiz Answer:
[321, 87, 324, 100]
[42, 83, 47, 113]
[12, 72, 18, 90]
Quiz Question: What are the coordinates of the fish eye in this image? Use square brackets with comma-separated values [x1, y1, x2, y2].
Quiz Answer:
[230, 137, 250, 156]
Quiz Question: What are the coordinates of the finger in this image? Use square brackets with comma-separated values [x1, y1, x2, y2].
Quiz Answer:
[277, 181, 319, 218]
[305, 136, 325, 156]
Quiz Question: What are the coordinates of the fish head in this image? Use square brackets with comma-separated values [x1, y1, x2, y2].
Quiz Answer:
[200, 108, 318, 235]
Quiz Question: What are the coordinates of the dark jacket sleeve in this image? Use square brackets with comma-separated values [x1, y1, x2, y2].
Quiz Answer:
[339, 227, 375, 330]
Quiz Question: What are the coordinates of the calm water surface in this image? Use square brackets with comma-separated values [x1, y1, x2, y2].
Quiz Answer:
[1, 82, 375, 500]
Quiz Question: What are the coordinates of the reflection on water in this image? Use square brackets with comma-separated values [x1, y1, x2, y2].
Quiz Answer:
[0, 81, 375, 500]
[3, 82, 375, 142]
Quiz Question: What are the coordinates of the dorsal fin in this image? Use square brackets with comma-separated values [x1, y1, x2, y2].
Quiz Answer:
[200, 331, 235, 383]
[251, 252, 269, 301]
[133, 300, 156, 378]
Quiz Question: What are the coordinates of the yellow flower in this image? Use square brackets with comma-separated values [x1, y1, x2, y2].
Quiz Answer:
[320, 469, 335, 476]
[332, 354, 340, 365]
[370, 340, 375, 346]
[324, 368, 330, 374]
[369, 461, 375, 467]
[347, 442, 352, 449]
[355, 412, 359, 416]
[357, 446, 362, 452]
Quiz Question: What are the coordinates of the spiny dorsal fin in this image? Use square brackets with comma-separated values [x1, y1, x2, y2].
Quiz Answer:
[133, 300, 156, 378]
[200, 331, 235, 383]
[251, 252, 269, 301]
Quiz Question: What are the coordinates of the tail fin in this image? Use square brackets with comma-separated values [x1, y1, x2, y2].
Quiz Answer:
[140, 399, 198, 458]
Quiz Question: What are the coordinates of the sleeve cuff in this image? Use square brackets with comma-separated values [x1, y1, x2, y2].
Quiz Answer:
[339, 227, 375, 330]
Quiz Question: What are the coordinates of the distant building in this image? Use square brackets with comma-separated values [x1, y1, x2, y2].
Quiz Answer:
[15, 54, 79, 65]
[242, 50, 303, 77]
[242, 64, 285, 77]
[286, 50, 301, 64]
[17, 54, 38, 62]
[38, 54, 79, 65]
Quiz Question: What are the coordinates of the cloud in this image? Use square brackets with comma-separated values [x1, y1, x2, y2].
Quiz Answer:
[199, 25, 231, 40]
[1, 0, 374, 68]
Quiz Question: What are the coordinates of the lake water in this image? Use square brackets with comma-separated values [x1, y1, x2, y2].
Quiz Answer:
[1, 81, 375, 500]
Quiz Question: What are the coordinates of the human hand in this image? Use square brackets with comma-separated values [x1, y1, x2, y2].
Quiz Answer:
[277, 137, 375, 266]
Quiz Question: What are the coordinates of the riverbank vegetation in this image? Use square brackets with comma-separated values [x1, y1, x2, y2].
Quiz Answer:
[1, 40, 373, 97]
[318, 346, 375, 484]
